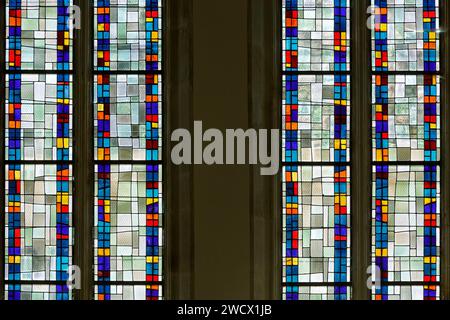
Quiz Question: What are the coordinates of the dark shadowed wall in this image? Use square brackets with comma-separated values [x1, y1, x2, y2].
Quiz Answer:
[193, 0, 251, 299]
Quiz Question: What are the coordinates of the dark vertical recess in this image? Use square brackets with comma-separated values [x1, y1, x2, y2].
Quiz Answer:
[248, 0, 281, 300]
[0, 0, 6, 301]
[193, 0, 250, 299]
[351, 0, 371, 300]
[73, 0, 94, 300]
[165, 0, 195, 300]
[440, 0, 450, 300]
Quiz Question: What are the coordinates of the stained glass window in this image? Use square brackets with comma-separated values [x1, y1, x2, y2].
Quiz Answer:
[282, 0, 350, 71]
[371, 0, 440, 300]
[372, 0, 439, 72]
[4, 0, 73, 300]
[372, 75, 440, 162]
[93, 0, 163, 300]
[282, 0, 351, 300]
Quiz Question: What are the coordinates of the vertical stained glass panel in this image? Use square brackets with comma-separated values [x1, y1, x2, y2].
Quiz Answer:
[5, 74, 73, 161]
[371, 0, 439, 72]
[282, 0, 351, 71]
[94, 74, 162, 161]
[5, 165, 73, 280]
[94, 0, 162, 71]
[94, 165, 162, 283]
[371, 0, 440, 300]
[4, 284, 73, 300]
[371, 166, 439, 300]
[282, 166, 350, 291]
[6, 0, 73, 70]
[283, 74, 350, 162]
[372, 75, 440, 162]
[5, 0, 73, 300]
[94, 0, 163, 300]
[282, 0, 351, 300]
[370, 285, 439, 300]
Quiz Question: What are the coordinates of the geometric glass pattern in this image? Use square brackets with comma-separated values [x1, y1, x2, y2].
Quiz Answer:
[94, 0, 163, 300]
[283, 286, 352, 301]
[283, 74, 350, 162]
[4, 0, 73, 300]
[94, 0, 162, 71]
[371, 0, 440, 300]
[371, 0, 440, 72]
[282, 0, 350, 72]
[3, 284, 73, 300]
[6, 0, 73, 70]
[372, 75, 440, 162]
[5, 165, 73, 279]
[282, 166, 351, 284]
[371, 165, 440, 300]
[94, 285, 162, 300]
[94, 165, 163, 283]
[5, 74, 73, 161]
[94, 74, 162, 161]
[282, 0, 351, 300]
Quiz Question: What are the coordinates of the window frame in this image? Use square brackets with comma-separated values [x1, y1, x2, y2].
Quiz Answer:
[440, 0, 450, 300]
[0, 0, 5, 302]
[254, 0, 450, 300]
[1, 0, 448, 302]
[0, 0, 195, 300]
[248, 0, 282, 300]
[1, 0, 76, 299]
